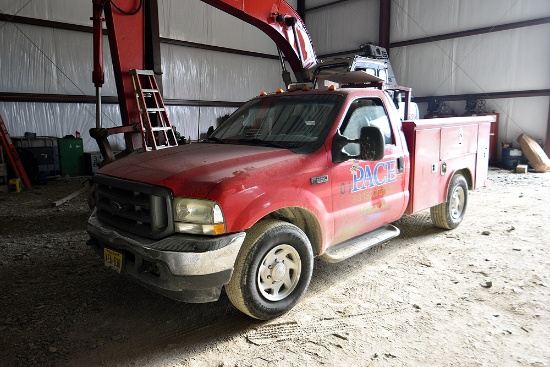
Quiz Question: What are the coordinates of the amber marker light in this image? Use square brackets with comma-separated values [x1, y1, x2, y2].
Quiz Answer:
[276, 88, 284, 93]
[259, 91, 267, 96]
[328, 85, 336, 91]
[212, 223, 226, 235]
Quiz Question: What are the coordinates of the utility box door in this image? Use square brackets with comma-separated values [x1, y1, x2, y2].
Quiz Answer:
[404, 126, 442, 214]
[440, 124, 479, 160]
[475, 122, 491, 188]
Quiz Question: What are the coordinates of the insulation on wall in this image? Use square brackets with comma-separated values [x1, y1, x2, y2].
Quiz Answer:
[161, 44, 285, 101]
[389, 23, 550, 151]
[0, 0, 285, 55]
[0, 22, 106, 96]
[305, 0, 549, 156]
[390, 0, 550, 43]
[390, 24, 550, 97]
[306, 0, 379, 56]
[159, 1, 280, 55]
[0, 0, 91, 26]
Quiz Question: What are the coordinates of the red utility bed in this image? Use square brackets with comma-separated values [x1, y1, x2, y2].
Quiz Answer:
[402, 117, 492, 215]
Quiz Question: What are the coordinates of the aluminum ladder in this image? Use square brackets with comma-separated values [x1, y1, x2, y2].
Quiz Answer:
[130, 69, 178, 151]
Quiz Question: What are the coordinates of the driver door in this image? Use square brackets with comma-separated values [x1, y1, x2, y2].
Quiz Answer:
[330, 97, 407, 245]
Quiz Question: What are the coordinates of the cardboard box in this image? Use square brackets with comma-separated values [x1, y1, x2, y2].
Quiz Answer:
[517, 134, 550, 173]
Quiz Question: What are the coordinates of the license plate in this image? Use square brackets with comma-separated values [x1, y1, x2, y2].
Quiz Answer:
[104, 248, 123, 273]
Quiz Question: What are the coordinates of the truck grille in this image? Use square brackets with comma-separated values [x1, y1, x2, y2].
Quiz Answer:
[93, 174, 174, 239]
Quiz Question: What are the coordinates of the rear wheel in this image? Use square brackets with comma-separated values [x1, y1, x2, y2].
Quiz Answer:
[431, 174, 468, 229]
[225, 220, 314, 320]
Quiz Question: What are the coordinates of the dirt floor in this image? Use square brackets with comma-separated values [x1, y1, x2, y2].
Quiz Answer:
[0, 167, 548, 367]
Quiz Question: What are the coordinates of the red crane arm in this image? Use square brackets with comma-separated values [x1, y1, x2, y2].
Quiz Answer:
[92, 0, 147, 157]
[200, 0, 317, 79]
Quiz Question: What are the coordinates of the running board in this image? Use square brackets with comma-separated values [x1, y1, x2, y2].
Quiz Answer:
[320, 225, 400, 263]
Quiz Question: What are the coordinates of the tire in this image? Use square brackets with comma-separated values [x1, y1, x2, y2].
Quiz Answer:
[225, 219, 314, 320]
[431, 174, 468, 230]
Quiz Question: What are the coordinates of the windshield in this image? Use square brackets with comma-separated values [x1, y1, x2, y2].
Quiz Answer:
[208, 94, 344, 153]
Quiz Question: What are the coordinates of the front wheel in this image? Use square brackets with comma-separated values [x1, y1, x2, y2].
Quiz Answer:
[431, 174, 469, 229]
[225, 220, 314, 320]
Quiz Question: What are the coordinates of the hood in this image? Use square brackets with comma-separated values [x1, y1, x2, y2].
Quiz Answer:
[97, 143, 296, 198]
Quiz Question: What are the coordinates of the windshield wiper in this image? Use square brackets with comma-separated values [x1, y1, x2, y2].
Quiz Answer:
[239, 138, 288, 149]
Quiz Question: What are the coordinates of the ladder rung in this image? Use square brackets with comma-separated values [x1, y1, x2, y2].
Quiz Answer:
[130, 69, 155, 76]
[151, 127, 173, 132]
[146, 108, 165, 112]
[142, 89, 159, 93]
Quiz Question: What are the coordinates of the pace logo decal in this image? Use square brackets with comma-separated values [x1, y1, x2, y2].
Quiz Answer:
[351, 160, 397, 193]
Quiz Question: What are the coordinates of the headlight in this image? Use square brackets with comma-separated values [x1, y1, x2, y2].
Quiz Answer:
[173, 198, 225, 235]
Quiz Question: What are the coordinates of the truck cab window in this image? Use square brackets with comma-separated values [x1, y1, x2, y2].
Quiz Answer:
[340, 98, 394, 155]
[210, 94, 343, 154]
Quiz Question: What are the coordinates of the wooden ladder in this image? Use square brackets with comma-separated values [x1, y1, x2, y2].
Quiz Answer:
[0, 114, 31, 189]
[130, 69, 178, 151]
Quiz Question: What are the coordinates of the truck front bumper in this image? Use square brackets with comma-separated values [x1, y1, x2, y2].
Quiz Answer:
[87, 214, 245, 303]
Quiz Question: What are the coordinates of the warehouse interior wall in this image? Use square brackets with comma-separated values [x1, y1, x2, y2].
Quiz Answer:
[0, 0, 295, 152]
[1, 0, 548, 159]
[307, 0, 550, 161]
[306, 0, 380, 56]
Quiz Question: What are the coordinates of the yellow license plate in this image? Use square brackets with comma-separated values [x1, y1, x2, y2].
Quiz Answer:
[104, 248, 123, 273]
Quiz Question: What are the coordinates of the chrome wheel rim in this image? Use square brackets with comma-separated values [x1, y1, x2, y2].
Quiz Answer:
[450, 186, 465, 220]
[257, 244, 302, 301]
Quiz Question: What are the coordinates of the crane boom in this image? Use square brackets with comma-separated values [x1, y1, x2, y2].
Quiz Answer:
[200, 0, 317, 80]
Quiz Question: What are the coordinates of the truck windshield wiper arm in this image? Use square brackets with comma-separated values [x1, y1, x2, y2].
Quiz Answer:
[239, 138, 288, 149]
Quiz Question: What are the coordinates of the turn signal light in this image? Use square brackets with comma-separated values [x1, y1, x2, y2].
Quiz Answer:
[212, 223, 226, 235]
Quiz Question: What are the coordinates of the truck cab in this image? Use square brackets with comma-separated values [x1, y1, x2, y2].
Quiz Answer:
[88, 83, 491, 320]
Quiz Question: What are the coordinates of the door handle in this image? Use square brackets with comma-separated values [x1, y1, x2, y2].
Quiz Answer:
[397, 156, 404, 174]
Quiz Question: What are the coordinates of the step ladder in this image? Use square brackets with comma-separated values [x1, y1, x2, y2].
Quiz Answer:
[130, 69, 178, 151]
[0, 114, 31, 189]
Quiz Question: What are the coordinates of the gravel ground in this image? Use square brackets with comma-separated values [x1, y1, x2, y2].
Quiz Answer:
[0, 168, 548, 367]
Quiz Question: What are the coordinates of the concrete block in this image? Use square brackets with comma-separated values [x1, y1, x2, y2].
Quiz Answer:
[516, 164, 528, 174]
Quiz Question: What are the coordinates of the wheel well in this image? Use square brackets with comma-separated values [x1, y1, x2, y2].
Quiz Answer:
[454, 169, 473, 189]
[261, 207, 322, 256]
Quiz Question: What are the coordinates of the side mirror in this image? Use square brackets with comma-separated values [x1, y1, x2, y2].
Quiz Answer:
[359, 126, 385, 161]
[332, 126, 385, 163]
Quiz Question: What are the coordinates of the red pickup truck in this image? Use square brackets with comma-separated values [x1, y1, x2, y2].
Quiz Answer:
[87, 83, 491, 320]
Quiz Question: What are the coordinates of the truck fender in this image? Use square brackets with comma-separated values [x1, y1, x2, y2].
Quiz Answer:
[228, 187, 331, 255]
[445, 168, 473, 194]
